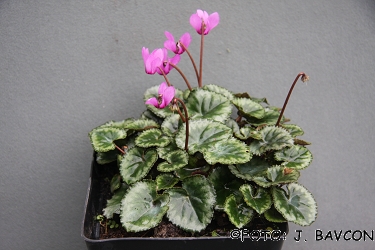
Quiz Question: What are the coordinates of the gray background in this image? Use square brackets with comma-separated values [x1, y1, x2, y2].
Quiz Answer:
[1, 0, 374, 249]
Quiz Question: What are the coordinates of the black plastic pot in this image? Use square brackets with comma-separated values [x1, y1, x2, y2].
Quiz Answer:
[81, 156, 288, 250]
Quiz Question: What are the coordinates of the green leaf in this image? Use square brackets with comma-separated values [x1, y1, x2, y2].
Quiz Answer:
[89, 127, 127, 152]
[208, 166, 244, 210]
[203, 138, 252, 165]
[202, 84, 235, 100]
[157, 150, 189, 172]
[96, 150, 118, 164]
[175, 119, 232, 154]
[103, 184, 127, 219]
[186, 89, 232, 123]
[157, 141, 179, 160]
[156, 174, 179, 190]
[274, 145, 313, 169]
[249, 126, 294, 155]
[141, 110, 164, 125]
[110, 174, 122, 193]
[264, 206, 287, 223]
[161, 114, 181, 137]
[232, 97, 265, 119]
[123, 118, 159, 131]
[119, 147, 158, 185]
[175, 164, 211, 179]
[246, 108, 282, 126]
[282, 124, 304, 137]
[253, 165, 300, 188]
[225, 119, 254, 140]
[228, 156, 271, 181]
[240, 184, 272, 214]
[166, 175, 216, 232]
[135, 128, 171, 148]
[224, 195, 254, 228]
[272, 183, 317, 226]
[120, 181, 169, 232]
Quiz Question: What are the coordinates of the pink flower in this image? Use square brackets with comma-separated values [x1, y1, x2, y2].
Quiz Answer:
[190, 9, 219, 35]
[142, 47, 164, 74]
[156, 49, 180, 75]
[164, 31, 192, 54]
[145, 82, 175, 109]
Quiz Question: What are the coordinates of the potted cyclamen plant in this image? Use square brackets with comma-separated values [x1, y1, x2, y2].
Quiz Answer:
[82, 9, 317, 250]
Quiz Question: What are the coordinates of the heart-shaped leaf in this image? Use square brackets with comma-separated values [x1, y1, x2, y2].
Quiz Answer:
[89, 127, 127, 152]
[203, 138, 252, 165]
[157, 141, 179, 160]
[249, 126, 294, 155]
[272, 183, 317, 226]
[274, 145, 313, 169]
[123, 118, 160, 131]
[224, 195, 254, 228]
[208, 166, 244, 210]
[202, 84, 235, 100]
[186, 89, 232, 123]
[166, 175, 216, 232]
[175, 119, 232, 154]
[135, 128, 172, 148]
[232, 97, 265, 119]
[157, 149, 189, 172]
[120, 181, 169, 232]
[119, 147, 158, 185]
[246, 108, 282, 126]
[252, 165, 300, 188]
[240, 184, 272, 214]
[161, 114, 181, 136]
[282, 124, 304, 137]
[103, 184, 127, 219]
[156, 174, 179, 190]
[228, 156, 271, 181]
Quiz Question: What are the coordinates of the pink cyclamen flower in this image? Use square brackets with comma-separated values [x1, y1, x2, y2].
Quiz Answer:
[190, 9, 219, 35]
[145, 82, 175, 109]
[164, 31, 192, 54]
[142, 47, 164, 74]
[156, 49, 180, 75]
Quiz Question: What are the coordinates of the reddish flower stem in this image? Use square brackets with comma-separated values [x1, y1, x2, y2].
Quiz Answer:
[174, 98, 189, 152]
[114, 144, 125, 155]
[169, 63, 193, 91]
[180, 42, 199, 84]
[275, 72, 308, 127]
[198, 21, 205, 88]
[158, 66, 172, 87]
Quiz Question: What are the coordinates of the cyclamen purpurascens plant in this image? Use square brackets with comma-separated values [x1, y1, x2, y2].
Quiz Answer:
[89, 9, 317, 234]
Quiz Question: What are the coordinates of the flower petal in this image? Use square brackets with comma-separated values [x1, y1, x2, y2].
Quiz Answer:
[162, 86, 175, 107]
[179, 32, 191, 50]
[145, 97, 159, 107]
[158, 82, 168, 95]
[190, 14, 203, 34]
[207, 12, 220, 33]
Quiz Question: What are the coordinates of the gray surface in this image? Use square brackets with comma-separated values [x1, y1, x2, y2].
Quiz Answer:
[1, 1, 375, 249]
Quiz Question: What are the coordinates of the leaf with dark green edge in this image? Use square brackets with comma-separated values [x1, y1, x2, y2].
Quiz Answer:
[166, 175, 216, 232]
[264, 205, 287, 223]
[281, 124, 304, 137]
[203, 138, 252, 165]
[156, 174, 179, 190]
[119, 147, 158, 185]
[103, 184, 128, 219]
[202, 84, 235, 100]
[228, 156, 271, 181]
[208, 166, 244, 210]
[174, 163, 211, 179]
[224, 195, 254, 228]
[135, 128, 172, 148]
[120, 181, 169, 232]
[110, 174, 122, 193]
[246, 108, 283, 126]
[141, 110, 164, 125]
[274, 145, 312, 169]
[240, 184, 272, 214]
[185, 89, 232, 123]
[232, 97, 265, 119]
[175, 119, 232, 154]
[96, 150, 118, 164]
[249, 126, 294, 155]
[157, 150, 189, 172]
[272, 183, 317, 226]
[253, 165, 300, 188]
[89, 127, 127, 152]
[157, 141, 179, 160]
[123, 118, 160, 131]
[161, 114, 181, 137]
